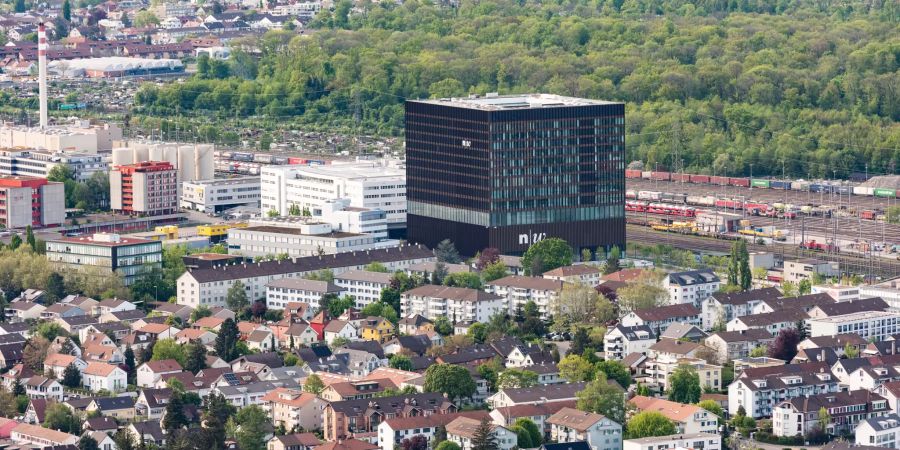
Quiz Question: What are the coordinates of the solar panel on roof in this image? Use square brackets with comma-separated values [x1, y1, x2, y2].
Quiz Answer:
[222, 373, 239, 385]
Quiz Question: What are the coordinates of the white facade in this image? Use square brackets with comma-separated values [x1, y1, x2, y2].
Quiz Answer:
[227, 223, 399, 258]
[400, 286, 506, 323]
[813, 284, 861, 302]
[624, 433, 721, 450]
[260, 160, 406, 229]
[604, 325, 655, 360]
[548, 409, 622, 450]
[181, 177, 261, 213]
[265, 278, 344, 310]
[808, 311, 900, 341]
[176, 246, 433, 308]
[857, 414, 900, 449]
[784, 259, 840, 284]
[667, 270, 720, 307]
[728, 372, 840, 419]
[334, 270, 393, 309]
[484, 276, 564, 320]
[448, 420, 517, 450]
[83, 365, 127, 393]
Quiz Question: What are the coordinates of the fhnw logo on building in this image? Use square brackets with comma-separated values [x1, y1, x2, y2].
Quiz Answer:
[519, 232, 547, 245]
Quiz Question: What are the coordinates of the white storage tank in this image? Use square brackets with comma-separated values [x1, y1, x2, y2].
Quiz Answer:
[132, 143, 149, 163]
[148, 144, 164, 162]
[178, 145, 197, 182]
[111, 147, 133, 166]
[195, 144, 214, 180]
[163, 145, 178, 167]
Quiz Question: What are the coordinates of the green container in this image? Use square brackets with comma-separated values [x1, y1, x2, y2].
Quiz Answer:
[751, 179, 770, 188]
[874, 188, 896, 198]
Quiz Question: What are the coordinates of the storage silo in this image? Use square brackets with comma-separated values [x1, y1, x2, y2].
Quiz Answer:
[162, 145, 178, 167]
[111, 147, 133, 166]
[148, 144, 164, 162]
[195, 144, 214, 180]
[178, 145, 197, 182]
[132, 143, 149, 163]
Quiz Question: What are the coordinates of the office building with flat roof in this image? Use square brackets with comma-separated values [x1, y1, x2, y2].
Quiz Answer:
[405, 94, 625, 255]
[0, 175, 64, 228]
[46, 233, 163, 285]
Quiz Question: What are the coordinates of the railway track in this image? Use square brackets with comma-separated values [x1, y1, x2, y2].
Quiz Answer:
[626, 225, 900, 280]
[627, 179, 899, 211]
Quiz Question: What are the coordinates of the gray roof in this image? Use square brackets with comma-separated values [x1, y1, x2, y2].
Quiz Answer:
[711, 287, 782, 305]
[611, 325, 656, 342]
[668, 269, 719, 286]
[187, 245, 433, 283]
[812, 297, 889, 316]
[660, 323, 707, 340]
[334, 270, 393, 284]
[501, 382, 587, 403]
[860, 414, 900, 432]
[265, 278, 343, 293]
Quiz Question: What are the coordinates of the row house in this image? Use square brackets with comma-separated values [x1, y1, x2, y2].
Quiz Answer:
[620, 303, 701, 332]
[773, 389, 889, 437]
[323, 392, 456, 441]
[726, 307, 809, 336]
[701, 287, 782, 330]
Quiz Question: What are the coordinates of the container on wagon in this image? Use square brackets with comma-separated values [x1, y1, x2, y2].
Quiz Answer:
[751, 179, 771, 188]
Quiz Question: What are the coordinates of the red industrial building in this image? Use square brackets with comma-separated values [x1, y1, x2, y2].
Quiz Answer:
[0, 176, 65, 229]
[110, 161, 178, 216]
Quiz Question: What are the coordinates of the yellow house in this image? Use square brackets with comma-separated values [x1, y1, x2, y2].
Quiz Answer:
[360, 316, 394, 344]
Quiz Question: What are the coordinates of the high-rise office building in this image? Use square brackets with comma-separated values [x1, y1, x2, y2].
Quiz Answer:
[405, 94, 625, 256]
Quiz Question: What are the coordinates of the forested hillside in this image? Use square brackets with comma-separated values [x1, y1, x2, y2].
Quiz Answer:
[133, 0, 899, 178]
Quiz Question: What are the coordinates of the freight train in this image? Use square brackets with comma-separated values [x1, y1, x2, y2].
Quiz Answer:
[625, 169, 894, 197]
[213, 151, 331, 174]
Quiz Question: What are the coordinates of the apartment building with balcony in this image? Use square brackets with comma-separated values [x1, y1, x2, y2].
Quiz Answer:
[0, 175, 64, 228]
[110, 161, 178, 216]
[401, 285, 505, 323]
[603, 325, 656, 361]
[485, 276, 565, 320]
[773, 389, 889, 437]
[729, 368, 840, 418]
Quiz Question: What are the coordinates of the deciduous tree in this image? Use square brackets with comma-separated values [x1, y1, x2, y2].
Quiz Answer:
[668, 365, 701, 404]
[625, 411, 677, 438]
[423, 364, 476, 403]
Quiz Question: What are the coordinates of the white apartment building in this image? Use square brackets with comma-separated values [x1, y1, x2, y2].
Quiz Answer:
[176, 245, 434, 308]
[700, 287, 783, 331]
[728, 371, 840, 419]
[447, 417, 517, 450]
[401, 285, 505, 323]
[784, 259, 840, 284]
[485, 276, 564, 320]
[0, 150, 108, 182]
[813, 284, 861, 302]
[547, 407, 622, 450]
[857, 413, 900, 449]
[643, 355, 722, 392]
[226, 222, 399, 258]
[265, 278, 345, 310]
[180, 177, 261, 214]
[629, 396, 719, 434]
[808, 311, 900, 341]
[667, 269, 720, 307]
[624, 433, 721, 450]
[604, 325, 656, 361]
[260, 160, 406, 230]
[334, 270, 393, 309]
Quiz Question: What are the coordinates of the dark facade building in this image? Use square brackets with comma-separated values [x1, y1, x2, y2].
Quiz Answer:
[405, 94, 625, 256]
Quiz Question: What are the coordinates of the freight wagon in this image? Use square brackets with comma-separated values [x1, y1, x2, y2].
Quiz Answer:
[651, 171, 671, 181]
[625, 170, 642, 178]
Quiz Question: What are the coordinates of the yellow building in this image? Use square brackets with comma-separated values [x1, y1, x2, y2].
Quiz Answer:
[360, 316, 394, 344]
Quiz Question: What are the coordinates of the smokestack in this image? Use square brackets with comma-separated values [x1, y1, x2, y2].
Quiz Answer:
[38, 22, 48, 129]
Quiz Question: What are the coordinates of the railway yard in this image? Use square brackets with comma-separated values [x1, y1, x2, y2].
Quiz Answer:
[624, 177, 900, 276]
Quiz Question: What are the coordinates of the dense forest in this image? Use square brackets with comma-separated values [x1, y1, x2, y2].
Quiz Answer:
[133, 0, 899, 178]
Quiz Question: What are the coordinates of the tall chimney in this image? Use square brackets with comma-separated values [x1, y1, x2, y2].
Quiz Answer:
[38, 22, 48, 129]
